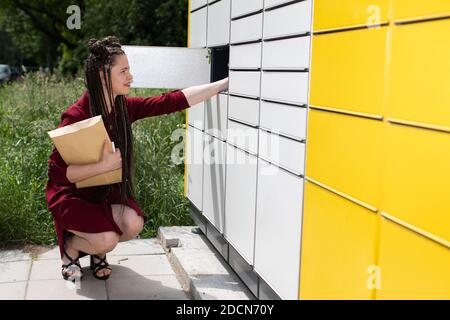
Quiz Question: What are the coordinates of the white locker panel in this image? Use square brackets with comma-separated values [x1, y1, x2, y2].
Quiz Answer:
[207, 0, 231, 47]
[123, 46, 210, 89]
[224, 145, 258, 265]
[261, 71, 309, 105]
[202, 135, 226, 232]
[228, 95, 260, 126]
[255, 159, 303, 300]
[188, 101, 205, 130]
[229, 42, 262, 69]
[191, 0, 207, 11]
[258, 129, 306, 175]
[262, 36, 311, 70]
[231, 0, 263, 18]
[263, 1, 312, 39]
[260, 100, 307, 140]
[189, 8, 207, 48]
[264, 0, 293, 9]
[230, 13, 263, 43]
[205, 93, 228, 140]
[229, 71, 261, 98]
[227, 120, 258, 155]
[186, 126, 204, 211]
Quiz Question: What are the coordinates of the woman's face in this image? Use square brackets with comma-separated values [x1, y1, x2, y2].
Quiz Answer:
[102, 54, 133, 96]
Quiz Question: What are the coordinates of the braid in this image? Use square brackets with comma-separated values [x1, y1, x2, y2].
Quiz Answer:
[83, 36, 136, 216]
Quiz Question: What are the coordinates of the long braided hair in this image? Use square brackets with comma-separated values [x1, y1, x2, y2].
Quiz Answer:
[84, 36, 135, 215]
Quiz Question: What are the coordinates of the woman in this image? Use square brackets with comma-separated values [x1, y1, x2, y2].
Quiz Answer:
[45, 36, 228, 281]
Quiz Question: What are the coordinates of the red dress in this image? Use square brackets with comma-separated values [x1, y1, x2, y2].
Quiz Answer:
[45, 89, 190, 259]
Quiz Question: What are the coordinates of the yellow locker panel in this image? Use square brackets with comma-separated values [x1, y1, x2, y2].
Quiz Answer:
[377, 218, 450, 299]
[313, 0, 389, 31]
[306, 109, 382, 208]
[300, 181, 378, 300]
[388, 19, 450, 129]
[310, 27, 387, 116]
[382, 124, 450, 242]
[392, 0, 450, 22]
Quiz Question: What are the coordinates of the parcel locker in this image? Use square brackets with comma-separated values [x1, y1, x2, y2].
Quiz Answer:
[309, 27, 387, 116]
[229, 71, 261, 98]
[254, 159, 304, 299]
[191, 0, 207, 11]
[186, 126, 205, 211]
[228, 95, 260, 127]
[229, 42, 262, 70]
[377, 218, 450, 299]
[231, 0, 264, 18]
[263, 1, 312, 39]
[382, 124, 450, 242]
[202, 135, 227, 233]
[264, 0, 296, 9]
[189, 7, 207, 48]
[207, 0, 231, 47]
[313, 0, 389, 31]
[261, 71, 309, 105]
[188, 101, 205, 130]
[387, 19, 450, 129]
[259, 100, 307, 141]
[205, 93, 228, 140]
[262, 36, 311, 70]
[306, 109, 382, 209]
[224, 145, 258, 265]
[391, 0, 450, 22]
[258, 129, 306, 176]
[227, 119, 259, 155]
[300, 181, 378, 300]
[230, 13, 263, 44]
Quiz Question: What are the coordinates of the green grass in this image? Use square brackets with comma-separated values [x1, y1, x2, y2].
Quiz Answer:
[0, 72, 192, 247]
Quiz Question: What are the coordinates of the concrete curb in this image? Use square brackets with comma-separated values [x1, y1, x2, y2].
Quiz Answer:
[158, 226, 254, 300]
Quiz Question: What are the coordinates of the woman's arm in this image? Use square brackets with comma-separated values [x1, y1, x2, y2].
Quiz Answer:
[66, 162, 106, 184]
[181, 77, 229, 106]
[66, 140, 122, 183]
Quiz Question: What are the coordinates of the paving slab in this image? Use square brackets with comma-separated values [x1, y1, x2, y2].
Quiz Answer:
[26, 276, 107, 300]
[106, 274, 189, 300]
[107, 255, 175, 278]
[0, 281, 27, 300]
[0, 260, 32, 283]
[0, 250, 31, 263]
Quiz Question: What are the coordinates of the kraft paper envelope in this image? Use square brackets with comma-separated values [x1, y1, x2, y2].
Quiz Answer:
[47, 115, 122, 188]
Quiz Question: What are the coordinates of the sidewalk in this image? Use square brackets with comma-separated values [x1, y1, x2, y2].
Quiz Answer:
[0, 227, 253, 300]
[0, 238, 189, 300]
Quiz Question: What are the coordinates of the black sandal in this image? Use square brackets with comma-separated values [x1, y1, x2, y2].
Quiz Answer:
[61, 247, 83, 281]
[90, 254, 112, 280]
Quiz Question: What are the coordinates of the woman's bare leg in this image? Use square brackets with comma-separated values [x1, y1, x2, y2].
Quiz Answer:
[65, 230, 119, 278]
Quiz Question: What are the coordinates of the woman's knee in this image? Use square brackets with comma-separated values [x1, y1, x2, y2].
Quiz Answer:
[122, 210, 144, 236]
[91, 231, 119, 253]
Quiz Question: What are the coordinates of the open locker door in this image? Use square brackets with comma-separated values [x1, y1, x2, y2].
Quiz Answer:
[122, 45, 210, 89]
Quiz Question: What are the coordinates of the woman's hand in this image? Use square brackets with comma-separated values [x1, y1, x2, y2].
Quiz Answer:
[99, 140, 122, 171]
[218, 77, 229, 92]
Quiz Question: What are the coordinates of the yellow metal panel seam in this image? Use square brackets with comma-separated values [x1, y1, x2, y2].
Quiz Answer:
[387, 118, 450, 134]
[309, 104, 384, 121]
[298, 0, 316, 300]
[381, 212, 450, 249]
[373, 2, 394, 299]
[305, 177, 378, 213]
[394, 14, 450, 25]
[313, 22, 390, 35]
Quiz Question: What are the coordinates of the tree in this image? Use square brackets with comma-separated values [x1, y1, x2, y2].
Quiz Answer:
[0, 0, 188, 75]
